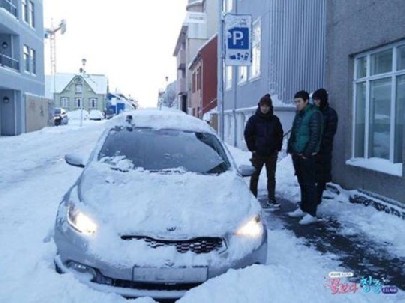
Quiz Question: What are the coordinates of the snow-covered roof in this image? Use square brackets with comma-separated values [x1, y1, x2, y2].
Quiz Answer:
[45, 73, 108, 97]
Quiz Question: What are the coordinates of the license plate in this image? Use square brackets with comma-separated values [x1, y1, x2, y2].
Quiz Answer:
[133, 266, 208, 283]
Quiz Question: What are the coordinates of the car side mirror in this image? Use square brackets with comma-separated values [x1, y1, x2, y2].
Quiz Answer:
[65, 153, 85, 168]
[238, 164, 255, 177]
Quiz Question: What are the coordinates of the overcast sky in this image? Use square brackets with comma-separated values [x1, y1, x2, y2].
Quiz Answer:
[43, 0, 188, 108]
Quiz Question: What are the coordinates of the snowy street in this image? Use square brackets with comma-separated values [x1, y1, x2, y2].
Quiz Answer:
[0, 118, 404, 303]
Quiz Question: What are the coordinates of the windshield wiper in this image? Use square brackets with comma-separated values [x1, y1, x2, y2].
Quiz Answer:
[205, 162, 228, 174]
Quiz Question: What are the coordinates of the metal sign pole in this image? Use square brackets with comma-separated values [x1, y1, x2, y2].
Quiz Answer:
[217, 0, 224, 140]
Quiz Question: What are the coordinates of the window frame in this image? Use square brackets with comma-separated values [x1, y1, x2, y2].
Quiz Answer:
[60, 97, 69, 108]
[89, 98, 98, 109]
[238, 66, 247, 85]
[352, 42, 405, 167]
[249, 17, 261, 80]
[225, 64, 232, 90]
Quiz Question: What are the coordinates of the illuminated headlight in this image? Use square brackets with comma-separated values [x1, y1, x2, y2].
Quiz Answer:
[235, 215, 264, 237]
[67, 205, 97, 235]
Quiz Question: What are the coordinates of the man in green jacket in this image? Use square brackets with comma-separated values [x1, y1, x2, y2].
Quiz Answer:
[287, 90, 323, 225]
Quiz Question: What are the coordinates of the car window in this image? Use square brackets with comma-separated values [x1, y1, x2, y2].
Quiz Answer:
[54, 108, 61, 115]
[98, 127, 231, 174]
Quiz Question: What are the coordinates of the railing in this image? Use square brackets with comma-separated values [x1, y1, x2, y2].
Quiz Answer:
[0, 53, 19, 70]
[0, 0, 17, 17]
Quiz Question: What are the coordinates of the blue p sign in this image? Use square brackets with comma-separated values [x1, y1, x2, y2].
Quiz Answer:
[228, 27, 249, 50]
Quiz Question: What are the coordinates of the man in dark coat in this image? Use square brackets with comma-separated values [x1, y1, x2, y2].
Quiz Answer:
[287, 90, 323, 225]
[244, 94, 283, 208]
[312, 88, 338, 205]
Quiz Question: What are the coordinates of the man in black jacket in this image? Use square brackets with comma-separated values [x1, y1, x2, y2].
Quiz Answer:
[244, 94, 283, 208]
[312, 88, 338, 205]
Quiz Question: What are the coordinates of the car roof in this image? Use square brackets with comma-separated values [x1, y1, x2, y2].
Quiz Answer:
[106, 109, 215, 134]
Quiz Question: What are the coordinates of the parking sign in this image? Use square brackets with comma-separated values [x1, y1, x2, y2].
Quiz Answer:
[224, 14, 252, 66]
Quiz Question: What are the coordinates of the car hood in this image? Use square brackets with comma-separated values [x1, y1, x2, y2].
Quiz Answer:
[77, 162, 260, 237]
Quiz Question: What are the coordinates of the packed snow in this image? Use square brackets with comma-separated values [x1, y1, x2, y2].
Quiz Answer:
[0, 111, 404, 302]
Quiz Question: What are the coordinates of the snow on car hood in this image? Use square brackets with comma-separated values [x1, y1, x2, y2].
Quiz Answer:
[78, 162, 260, 237]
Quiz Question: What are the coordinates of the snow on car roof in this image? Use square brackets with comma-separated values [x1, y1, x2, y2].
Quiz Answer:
[106, 108, 215, 133]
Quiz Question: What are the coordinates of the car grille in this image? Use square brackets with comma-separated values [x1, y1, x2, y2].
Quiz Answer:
[121, 235, 225, 254]
[106, 278, 202, 291]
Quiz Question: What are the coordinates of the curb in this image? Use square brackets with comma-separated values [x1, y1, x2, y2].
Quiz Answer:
[326, 184, 405, 221]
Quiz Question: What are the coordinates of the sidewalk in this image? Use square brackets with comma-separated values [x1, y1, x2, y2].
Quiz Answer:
[260, 195, 405, 291]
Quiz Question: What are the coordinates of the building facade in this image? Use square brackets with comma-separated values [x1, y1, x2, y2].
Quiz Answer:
[174, 0, 218, 113]
[46, 73, 109, 112]
[189, 35, 217, 119]
[326, 0, 405, 203]
[0, 0, 45, 136]
[220, 0, 326, 147]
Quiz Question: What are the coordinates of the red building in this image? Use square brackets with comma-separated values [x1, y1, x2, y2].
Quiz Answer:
[189, 35, 217, 120]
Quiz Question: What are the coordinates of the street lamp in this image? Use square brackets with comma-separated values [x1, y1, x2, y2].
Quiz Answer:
[80, 58, 87, 127]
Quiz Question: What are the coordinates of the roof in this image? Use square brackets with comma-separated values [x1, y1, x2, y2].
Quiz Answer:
[106, 109, 214, 134]
[45, 73, 109, 97]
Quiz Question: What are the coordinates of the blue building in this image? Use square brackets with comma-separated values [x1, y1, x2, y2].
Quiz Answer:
[0, 0, 45, 135]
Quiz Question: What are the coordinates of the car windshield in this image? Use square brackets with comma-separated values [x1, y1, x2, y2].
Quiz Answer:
[97, 127, 231, 174]
[54, 108, 61, 115]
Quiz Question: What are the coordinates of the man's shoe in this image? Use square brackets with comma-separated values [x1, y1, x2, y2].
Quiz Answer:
[288, 208, 305, 217]
[264, 199, 280, 209]
[299, 214, 318, 225]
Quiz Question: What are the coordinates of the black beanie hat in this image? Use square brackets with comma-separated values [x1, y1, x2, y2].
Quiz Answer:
[294, 90, 309, 101]
[312, 88, 328, 102]
[259, 94, 272, 106]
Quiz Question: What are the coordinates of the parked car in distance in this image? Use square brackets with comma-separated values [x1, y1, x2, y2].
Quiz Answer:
[104, 107, 115, 119]
[54, 109, 266, 300]
[54, 108, 69, 126]
[89, 109, 105, 121]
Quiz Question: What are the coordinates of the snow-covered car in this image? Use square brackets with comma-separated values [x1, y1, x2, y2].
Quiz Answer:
[53, 109, 267, 300]
[89, 109, 105, 121]
[54, 107, 69, 125]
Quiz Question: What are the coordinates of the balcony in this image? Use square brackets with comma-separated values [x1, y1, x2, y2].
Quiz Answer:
[177, 49, 186, 70]
[0, 0, 18, 18]
[0, 53, 19, 70]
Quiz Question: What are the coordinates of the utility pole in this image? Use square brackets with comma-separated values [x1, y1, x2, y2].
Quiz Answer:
[80, 58, 87, 127]
[45, 19, 66, 102]
[45, 19, 66, 75]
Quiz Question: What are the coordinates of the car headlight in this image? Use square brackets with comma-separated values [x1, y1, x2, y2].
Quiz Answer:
[67, 205, 97, 235]
[235, 215, 263, 237]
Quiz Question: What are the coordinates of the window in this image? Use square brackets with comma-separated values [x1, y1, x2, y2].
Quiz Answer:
[192, 73, 196, 93]
[225, 65, 232, 90]
[249, 18, 261, 79]
[22, 0, 28, 23]
[98, 128, 231, 174]
[60, 97, 69, 108]
[223, 0, 233, 13]
[89, 98, 98, 108]
[29, 1, 35, 27]
[22, 0, 35, 27]
[75, 84, 82, 93]
[23, 45, 36, 74]
[197, 66, 202, 90]
[353, 43, 405, 166]
[238, 66, 247, 85]
[30, 49, 36, 74]
[75, 97, 82, 108]
[23, 45, 30, 72]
